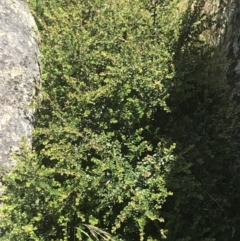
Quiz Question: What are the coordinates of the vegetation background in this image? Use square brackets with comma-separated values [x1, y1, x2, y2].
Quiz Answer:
[1, 0, 240, 240]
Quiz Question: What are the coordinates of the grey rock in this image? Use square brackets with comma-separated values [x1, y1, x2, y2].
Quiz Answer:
[235, 61, 240, 75]
[0, 0, 40, 169]
[206, 0, 240, 99]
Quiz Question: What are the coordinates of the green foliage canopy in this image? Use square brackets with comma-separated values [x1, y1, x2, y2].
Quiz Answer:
[0, 0, 179, 240]
[1, 0, 240, 240]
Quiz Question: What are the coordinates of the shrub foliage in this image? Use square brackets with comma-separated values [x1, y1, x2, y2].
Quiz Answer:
[1, 0, 240, 240]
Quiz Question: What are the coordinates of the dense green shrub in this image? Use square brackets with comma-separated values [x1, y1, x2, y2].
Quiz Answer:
[0, 0, 179, 240]
[1, 0, 240, 240]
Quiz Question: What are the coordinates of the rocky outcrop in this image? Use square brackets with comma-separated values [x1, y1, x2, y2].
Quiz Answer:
[219, 0, 240, 101]
[0, 0, 40, 170]
[206, 0, 240, 101]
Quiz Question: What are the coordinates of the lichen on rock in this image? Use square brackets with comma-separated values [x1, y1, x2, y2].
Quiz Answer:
[0, 0, 40, 169]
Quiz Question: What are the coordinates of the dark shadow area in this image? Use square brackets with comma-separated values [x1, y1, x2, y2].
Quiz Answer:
[158, 0, 240, 240]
